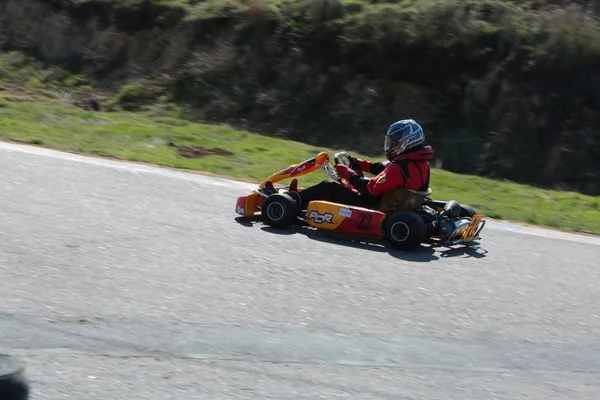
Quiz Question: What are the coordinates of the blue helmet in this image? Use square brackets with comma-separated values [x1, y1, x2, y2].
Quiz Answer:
[384, 119, 425, 161]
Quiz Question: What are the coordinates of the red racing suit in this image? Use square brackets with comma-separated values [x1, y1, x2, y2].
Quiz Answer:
[348, 145, 435, 197]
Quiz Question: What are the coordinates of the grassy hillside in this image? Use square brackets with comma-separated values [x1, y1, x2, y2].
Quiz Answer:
[1, 0, 599, 196]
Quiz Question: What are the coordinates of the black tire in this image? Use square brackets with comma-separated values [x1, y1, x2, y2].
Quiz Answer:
[460, 205, 477, 218]
[384, 212, 428, 251]
[0, 355, 30, 400]
[261, 193, 298, 229]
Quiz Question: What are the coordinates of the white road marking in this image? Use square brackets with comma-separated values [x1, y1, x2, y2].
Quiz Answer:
[2, 140, 599, 246]
[0, 140, 253, 189]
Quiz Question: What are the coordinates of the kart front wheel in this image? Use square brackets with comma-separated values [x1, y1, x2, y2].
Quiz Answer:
[384, 212, 427, 251]
[261, 193, 298, 229]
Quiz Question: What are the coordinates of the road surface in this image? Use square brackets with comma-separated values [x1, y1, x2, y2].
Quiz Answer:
[1, 141, 600, 399]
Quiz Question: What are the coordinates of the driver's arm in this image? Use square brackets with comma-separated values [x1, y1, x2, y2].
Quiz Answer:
[348, 174, 371, 195]
[367, 161, 387, 175]
[350, 157, 387, 176]
[349, 163, 404, 196]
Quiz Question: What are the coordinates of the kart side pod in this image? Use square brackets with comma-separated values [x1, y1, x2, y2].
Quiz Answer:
[305, 201, 386, 239]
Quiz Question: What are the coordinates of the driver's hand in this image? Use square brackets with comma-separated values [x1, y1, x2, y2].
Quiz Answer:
[347, 155, 362, 171]
[335, 164, 356, 181]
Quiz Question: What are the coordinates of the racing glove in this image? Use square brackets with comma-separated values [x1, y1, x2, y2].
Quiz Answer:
[336, 164, 371, 196]
[335, 164, 356, 181]
[346, 155, 363, 172]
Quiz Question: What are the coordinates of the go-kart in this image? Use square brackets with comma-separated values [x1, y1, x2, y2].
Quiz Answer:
[235, 151, 486, 250]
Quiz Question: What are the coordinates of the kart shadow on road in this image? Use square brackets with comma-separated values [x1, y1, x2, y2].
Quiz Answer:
[234, 216, 263, 228]
[438, 245, 489, 259]
[235, 216, 303, 236]
[301, 227, 440, 262]
[234, 217, 488, 261]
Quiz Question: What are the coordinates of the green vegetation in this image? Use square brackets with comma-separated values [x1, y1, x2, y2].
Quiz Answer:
[0, 97, 598, 235]
[0, 52, 93, 95]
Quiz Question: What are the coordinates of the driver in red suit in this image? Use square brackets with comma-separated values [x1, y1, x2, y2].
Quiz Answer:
[265, 119, 434, 210]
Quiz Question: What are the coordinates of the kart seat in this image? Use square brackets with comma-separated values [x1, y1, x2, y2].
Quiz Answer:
[376, 186, 433, 216]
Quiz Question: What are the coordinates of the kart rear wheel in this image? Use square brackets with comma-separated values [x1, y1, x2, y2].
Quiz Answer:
[261, 193, 298, 229]
[384, 212, 427, 251]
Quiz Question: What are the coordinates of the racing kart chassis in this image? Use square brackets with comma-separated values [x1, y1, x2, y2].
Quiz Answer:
[235, 152, 486, 250]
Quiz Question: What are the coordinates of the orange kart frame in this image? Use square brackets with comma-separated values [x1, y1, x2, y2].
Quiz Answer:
[235, 152, 333, 218]
[235, 152, 486, 250]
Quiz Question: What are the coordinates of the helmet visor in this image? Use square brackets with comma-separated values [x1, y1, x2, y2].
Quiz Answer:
[384, 135, 393, 152]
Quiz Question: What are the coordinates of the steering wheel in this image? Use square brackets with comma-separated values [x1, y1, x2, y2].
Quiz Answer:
[332, 152, 364, 189]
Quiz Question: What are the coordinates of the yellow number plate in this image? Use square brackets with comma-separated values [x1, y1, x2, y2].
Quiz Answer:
[462, 215, 484, 242]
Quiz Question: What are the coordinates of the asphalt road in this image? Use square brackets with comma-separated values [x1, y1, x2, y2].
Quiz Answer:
[1, 141, 600, 400]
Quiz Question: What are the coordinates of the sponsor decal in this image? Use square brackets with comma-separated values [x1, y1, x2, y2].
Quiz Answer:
[236, 205, 245, 215]
[292, 162, 312, 175]
[308, 210, 334, 224]
[357, 211, 373, 230]
[339, 208, 353, 218]
[376, 175, 387, 185]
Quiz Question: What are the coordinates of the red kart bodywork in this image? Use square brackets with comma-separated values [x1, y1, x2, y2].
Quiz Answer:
[305, 200, 386, 239]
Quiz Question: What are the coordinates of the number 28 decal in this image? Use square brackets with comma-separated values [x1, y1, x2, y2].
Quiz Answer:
[357, 212, 372, 230]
